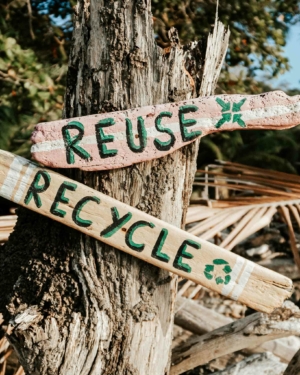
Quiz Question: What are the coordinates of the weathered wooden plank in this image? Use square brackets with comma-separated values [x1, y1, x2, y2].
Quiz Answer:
[171, 301, 300, 374]
[213, 353, 287, 375]
[175, 296, 300, 363]
[31, 91, 300, 171]
[0, 150, 292, 312]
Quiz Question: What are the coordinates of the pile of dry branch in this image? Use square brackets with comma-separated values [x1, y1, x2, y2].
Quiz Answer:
[1, 162, 300, 374]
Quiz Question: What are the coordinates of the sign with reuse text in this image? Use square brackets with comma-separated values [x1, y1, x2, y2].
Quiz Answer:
[31, 91, 300, 170]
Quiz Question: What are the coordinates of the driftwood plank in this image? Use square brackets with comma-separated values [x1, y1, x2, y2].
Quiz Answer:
[171, 301, 300, 375]
[174, 297, 300, 363]
[213, 353, 286, 375]
[31, 91, 300, 171]
[0, 150, 292, 312]
[175, 296, 232, 334]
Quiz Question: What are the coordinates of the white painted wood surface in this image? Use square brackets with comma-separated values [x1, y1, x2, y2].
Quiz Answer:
[0, 150, 292, 313]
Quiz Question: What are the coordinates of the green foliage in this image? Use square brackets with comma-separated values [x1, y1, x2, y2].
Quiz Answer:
[197, 121, 300, 174]
[0, 1, 68, 157]
[152, 0, 300, 92]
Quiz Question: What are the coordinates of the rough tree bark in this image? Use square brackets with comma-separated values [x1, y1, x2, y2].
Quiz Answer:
[0, 1, 228, 374]
[283, 347, 300, 375]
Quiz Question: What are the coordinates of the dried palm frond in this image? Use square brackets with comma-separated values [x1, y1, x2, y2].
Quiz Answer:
[179, 161, 300, 300]
[188, 161, 300, 254]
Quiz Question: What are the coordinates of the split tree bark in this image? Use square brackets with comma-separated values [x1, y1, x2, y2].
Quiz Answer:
[0, 1, 228, 374]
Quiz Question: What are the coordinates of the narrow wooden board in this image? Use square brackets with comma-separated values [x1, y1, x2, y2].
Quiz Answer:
[0, 150, 293, 312]
[31, 90, 300, 170]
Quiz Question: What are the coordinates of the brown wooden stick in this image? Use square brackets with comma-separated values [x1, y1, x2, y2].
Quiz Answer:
[175, 296, 232, 334]
[196, 169, 300, 192]
[194, 181, 300, 198]
[289, 204, 300, 229]
[215, 161, 300, 183]
[279, 206, 300, 270]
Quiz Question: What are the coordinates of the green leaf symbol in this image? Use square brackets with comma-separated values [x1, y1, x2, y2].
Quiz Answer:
[215, 276, 224, 285]
[223, 265, 232, 274]
[213, 259, 229, 265]
[204, 271, 213, 280]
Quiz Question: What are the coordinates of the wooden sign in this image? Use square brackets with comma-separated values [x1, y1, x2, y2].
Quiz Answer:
[0, 150, 292, 313]
[31, 90, 300, 171]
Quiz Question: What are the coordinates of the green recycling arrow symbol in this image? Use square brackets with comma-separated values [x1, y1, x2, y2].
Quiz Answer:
[215, 98, 247, 129]
[204, 259, 232, 285]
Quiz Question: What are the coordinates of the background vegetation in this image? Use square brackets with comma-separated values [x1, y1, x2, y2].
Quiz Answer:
[1, 0, 300, 172]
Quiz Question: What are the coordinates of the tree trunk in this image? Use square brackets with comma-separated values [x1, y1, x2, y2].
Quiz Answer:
[284, 347, 300, 375]
[0, 1, 228, 374]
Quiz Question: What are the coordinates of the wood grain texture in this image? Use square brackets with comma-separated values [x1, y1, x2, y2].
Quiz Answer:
[171, 301, 300, 375]
[214, 353, 286, 375]
[175, 297, 300, 363]
[0, 150, 292, 313]
[31, 90, 300, 171]
[0, 3, 229, 375]
[283, 347, 300, 375]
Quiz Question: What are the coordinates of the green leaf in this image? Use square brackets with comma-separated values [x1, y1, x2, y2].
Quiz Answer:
[223, 265, 232, 274]
[215, 277, 224, 285]
[205, 264, 214, 272]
